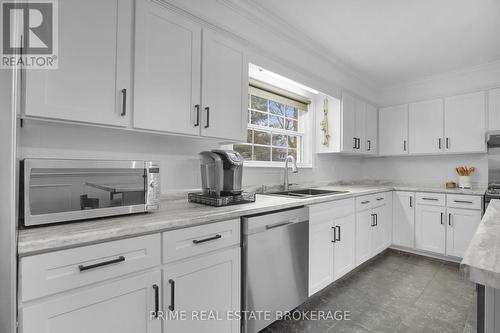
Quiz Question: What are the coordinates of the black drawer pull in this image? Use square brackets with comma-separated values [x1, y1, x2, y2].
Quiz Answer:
[153, 284, 159, 318]
[422, 198, 439, 201]
[361, 200, 370, 204]
[193, 234, 222, 244]
[78, 256, 125, 272]
[376, 197, 384, 201]
[448, 213, 452, 226]
[454, 200, 473, 204]
[371, 214, 376, 226]
[204, 107, 210, 128]
[331, 226, 336, 243]
[440, 212, 444, 225]
[168, 279, 175, 311]
[336, 225, 341, 241]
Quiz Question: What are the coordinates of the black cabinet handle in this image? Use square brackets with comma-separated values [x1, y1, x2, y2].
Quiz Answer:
[438, 138, 442, 150]
[193, 234, 222, 244]
[371, 214, 376, 227]
[376, 197, 384, 201]
[78, 256, 125, 272]
[194, 104, 200, 126]
[440, 212, 444, 225]
[361, 200, 370, 204]
[403, 140, 407, 151]
[168, 279, 175, 311]
[121, 89, 127, 116]
[353, 137, 357, 149]
[367, 140, 371, 151]
[204, 107, 210, 128]
[375, 214, 378, 226]
[446, 137, 449, 149]
[409, 196, 413, 208]
[331, 226, 336, 243]
[422, 197, 438, 201]
[336, 225, 341, 241]
[454, 200, 473, 204]
[153, 284, 159, 318]
[448, 213, 452, 226]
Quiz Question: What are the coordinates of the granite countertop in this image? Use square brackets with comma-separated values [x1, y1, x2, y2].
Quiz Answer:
[461, 199, 500, 289]
[18, 184, 485, 256]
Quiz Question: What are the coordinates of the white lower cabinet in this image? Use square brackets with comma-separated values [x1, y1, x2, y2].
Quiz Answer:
[308, 199, 355, 295]
[21, 270, 162, 333]
[392, 191, 415, 248]
[415, 204, 446, 254]
[355, 210, 374, 265]
[163, 247, 240, 333]
[446, 208, 482, 257]
[333, 214, 356, 281]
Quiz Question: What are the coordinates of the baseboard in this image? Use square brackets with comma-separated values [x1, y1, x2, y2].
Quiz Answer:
[389, 245, 462, 264]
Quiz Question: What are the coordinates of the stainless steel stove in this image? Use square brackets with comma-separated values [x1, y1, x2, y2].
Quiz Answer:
[485, 131, 500, 209]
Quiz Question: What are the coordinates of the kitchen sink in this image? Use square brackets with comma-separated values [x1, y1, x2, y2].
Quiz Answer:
[265, 188, 349, 198]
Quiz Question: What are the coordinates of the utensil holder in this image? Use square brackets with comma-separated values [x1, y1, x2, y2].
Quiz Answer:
[458, 176, 472, 189]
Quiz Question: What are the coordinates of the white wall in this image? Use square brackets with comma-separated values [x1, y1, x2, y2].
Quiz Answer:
[20, 121, 364, 192]
[362, 154, 488, 187]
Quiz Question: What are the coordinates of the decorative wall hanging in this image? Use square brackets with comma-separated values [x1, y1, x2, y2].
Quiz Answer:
[320, 97, 330, 146]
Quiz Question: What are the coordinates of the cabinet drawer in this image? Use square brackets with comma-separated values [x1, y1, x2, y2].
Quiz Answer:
[356, 192, 390, 211]
[447, 194, 482, 210]
[162, 219, 240, 264]
[20, 234, 161, 302]
[416, 192, 446, 206]
[309, 198, 354, 221]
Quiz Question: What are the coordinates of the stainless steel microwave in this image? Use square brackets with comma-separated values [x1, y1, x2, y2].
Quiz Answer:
[20, 159, 160, 226]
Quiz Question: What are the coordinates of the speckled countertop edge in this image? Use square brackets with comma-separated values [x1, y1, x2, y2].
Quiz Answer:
[461, 199, 500, 289]
[18, 184, 485, 256]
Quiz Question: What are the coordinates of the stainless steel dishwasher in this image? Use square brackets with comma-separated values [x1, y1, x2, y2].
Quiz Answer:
[242, 207, 309, 333]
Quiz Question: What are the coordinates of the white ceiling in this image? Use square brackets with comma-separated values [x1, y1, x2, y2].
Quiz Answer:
[249, 0, 500, 86]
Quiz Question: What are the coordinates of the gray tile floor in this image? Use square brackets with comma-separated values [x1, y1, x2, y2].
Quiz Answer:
[262, 250, 477, 333]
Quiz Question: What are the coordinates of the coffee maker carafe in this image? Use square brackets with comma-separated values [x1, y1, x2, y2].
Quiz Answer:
[199, 150, 243, 197]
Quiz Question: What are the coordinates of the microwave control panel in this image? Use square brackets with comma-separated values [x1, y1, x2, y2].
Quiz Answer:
[146, 165, 160, 209]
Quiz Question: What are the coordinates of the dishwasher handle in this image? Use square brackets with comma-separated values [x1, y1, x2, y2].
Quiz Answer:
[265, 221, 293, 230]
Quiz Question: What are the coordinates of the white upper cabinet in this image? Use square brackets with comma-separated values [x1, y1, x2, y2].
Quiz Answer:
[201, 30, 248, 142]
[133, 0, 201, 135]
[488, 88, 500, 131]
[341, 92, 357, 152]
[379, 104, 409, 156]
[365, 103, 378, 154]
[24, 0, 132, 127]
[444, 91, 486, 153]
[339, 92, 375, 154]
[409, 99, 444, 154]
[354, 98, 366, 152]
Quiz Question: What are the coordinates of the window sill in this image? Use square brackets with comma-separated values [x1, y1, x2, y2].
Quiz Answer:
[243, 161, 313, 169]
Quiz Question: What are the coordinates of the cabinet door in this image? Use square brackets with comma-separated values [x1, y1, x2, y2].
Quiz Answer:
[24, 0, 132, 127]
[309, 209, 334, 295]
[444, 92, 486, 153]
[382, 196, 393, 248]
[355, 210, 373, 265]
[21, 270, 161, 333]
[333, 214, 355, 281]
[446, 208, 481, 258]
[415, 205, 446, 254]
[371, 206, 386, 255]
[134, 0, 201, 135]
[341, 92, 356, 153]
[392, 192, 415, 248]
[163, 247, 240, 333]
[365, 103, 378, 154]
[354, 99, 366, 153]
[379, 105, 409, 156]
[488, 88, 500, 131]
[409, 99, 444, 154]
[201, 30, 248, 142]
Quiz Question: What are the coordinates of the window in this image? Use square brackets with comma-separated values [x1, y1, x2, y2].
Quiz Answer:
[234, 82, 310, 164]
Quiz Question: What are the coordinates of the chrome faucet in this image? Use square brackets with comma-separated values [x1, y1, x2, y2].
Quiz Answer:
[284, 155, 298, 191]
